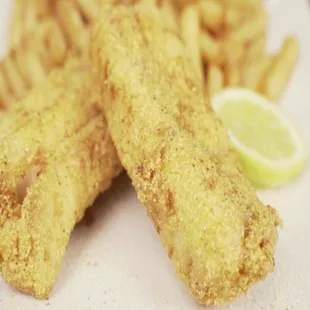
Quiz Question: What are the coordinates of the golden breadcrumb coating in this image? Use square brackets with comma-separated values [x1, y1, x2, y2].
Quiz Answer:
[0, 60, 122, 299]
[91, 5, 281, 305]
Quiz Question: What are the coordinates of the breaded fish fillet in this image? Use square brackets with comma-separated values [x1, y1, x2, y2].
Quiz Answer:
[0, 60, 122, 299]
[91, 5, 280, 305]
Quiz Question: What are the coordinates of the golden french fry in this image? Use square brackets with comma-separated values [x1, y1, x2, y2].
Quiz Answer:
[181, 5, 203, 82]
[35, 0, 52, 18]
[199, 0, 242, 32]
[173, 0, 196, 9]
[25, 36, 52, 71]
[75, 0, 100, 22]
[0, 43, 49, 106]
[138, 0, 157, 6]
[9, 0, 53, 49]
[200, 31, 222, 64]
[46, 20, 68, 65]
[227, 0, 261, 7]
[263, 36, 300, 101]
[225, 6, 243, 28]
[16, 50, 48, 89]
[199, 0, 223, 32]
[9, 0, 25, 48]
[246, 32, 266, 62]
[228, 9, 268, 42]
[24, 0, 38, 34]
[206, 64, 224, 98]
[221, 39, 244, 64]
[56, 0, 88, 51]
[0, 92, 13, 109]
[225, 64, 240, 87]
[161, 0, 178, 31]
[0, 70, 13, 109]
[1, 57, 27, 100]
[242, 55, 274, 90]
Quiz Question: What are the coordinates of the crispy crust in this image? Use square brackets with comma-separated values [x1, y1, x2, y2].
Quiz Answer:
[91, 5, 280, 305]
[0, 60, 122, 298]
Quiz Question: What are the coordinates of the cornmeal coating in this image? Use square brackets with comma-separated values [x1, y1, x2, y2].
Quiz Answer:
[91, 5, 280, 305]
[0, 60, 122, 299]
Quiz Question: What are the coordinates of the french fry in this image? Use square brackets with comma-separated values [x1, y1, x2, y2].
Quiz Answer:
[2, 57, 27, 100]
[9, 0, 25, 48]
[225, 6, 243, 29]
[24, 35, 51, 71]
[24, 0, 38, 34]
[228, 9, 268, 42]
[161, 0, 178, 31]
[200, 31, 222, 64]
[225, 64, 240, 87]
[75, 0, 100, 22]
[263, 36, 300, 101]
[173, 0, 196, 9]
[137, 0, 157, 6]
[242, 55, 273, 91]
[9, 0, 53, 49]
[221, 39, 244, 64]
[199, 0, 223, 32]
[18, 51, 48, 89]
[200, 35, 242, 66]
[227, 0, 261, 8]
[56, 0, 88, 52]
[199, 0, 242, 33]
[246, 32, 266, 62]
[45, 20, 68, 65]
[180, 5, 203, 82]
[36, 0, 52, 18]
[0, 70, 13, 109]
[15, 49, 47, 89]
[206, 64, 224, 98]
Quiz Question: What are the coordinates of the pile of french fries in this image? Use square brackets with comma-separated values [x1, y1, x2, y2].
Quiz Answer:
[0, 0, 299, 109]
[193, 0, 300, 101]
[9, 0, 52, 48]
[0, 0, 98, 108]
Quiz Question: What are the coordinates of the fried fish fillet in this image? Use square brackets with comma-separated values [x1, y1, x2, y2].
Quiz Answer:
[0, 59, 122, 299]
[91, 5, 280, 305]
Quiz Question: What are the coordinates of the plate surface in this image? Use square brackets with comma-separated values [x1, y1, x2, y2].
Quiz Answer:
[0, 0, 310, 309]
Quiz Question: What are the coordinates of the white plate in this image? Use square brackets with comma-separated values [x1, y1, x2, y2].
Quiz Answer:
[0, 0, 310, 309]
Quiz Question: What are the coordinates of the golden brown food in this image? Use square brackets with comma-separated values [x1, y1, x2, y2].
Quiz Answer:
[9, 0, 53, 49]
[225, 63, 241, 87]
[180, 4, 202, 82]
[0, 59, 122, 299]
[228, 9, 268, 43]
[1, 0, 100, 109]
[7, 0, 299, 107]
[91, 5, 280, 305]
[206, 63, 224, 98]
[0, 20, 62, 108]
[242, 55, 274, 91]
[262, 36, 300, 101]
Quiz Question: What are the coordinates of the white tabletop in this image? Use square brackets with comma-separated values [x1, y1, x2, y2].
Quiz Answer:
[0, 0, 309, 309]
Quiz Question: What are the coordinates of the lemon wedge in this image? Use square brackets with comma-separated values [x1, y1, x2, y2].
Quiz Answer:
[211, 88, 306, 188]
